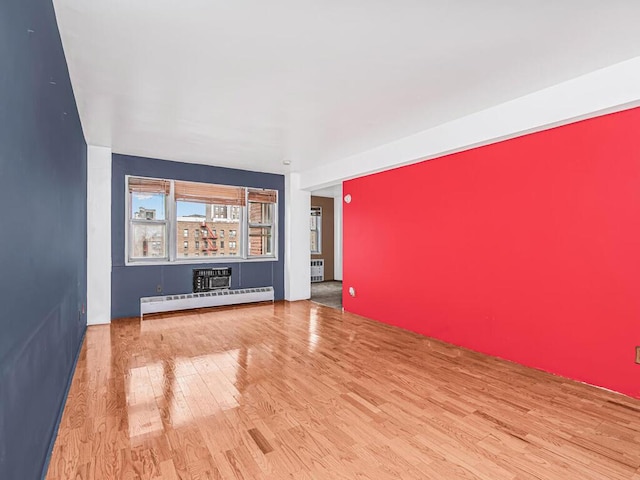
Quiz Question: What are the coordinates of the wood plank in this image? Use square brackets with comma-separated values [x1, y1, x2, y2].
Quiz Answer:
[46, 301, 640, 479]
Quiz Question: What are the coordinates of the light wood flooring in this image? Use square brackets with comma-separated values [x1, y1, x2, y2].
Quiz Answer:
[47, 301, 640, 479]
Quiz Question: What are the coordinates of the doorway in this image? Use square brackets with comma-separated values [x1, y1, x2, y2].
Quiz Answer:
[309, 189, 343, 309]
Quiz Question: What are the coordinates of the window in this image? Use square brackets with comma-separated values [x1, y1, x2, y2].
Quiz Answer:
[214, 205, 227, 219]
[175, 181, 244, 259]
[128, 177, 169, 260]
[310, 206, 322, 254]
[248, 189, 277, 256]
[127, 176, 278, 263]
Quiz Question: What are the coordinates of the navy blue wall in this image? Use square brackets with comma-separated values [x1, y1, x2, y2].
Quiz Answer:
[0, 1, 87, 479]
[112, 154, 285, 318]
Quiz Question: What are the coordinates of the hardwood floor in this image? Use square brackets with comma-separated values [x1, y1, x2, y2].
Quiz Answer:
[47, 301, 640, 479]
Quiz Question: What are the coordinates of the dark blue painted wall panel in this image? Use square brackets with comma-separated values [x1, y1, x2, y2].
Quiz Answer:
[0, 0, 87, 479]
[111, 154, 285, 318]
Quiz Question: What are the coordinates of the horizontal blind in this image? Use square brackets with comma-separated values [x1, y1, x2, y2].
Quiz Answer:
[128, 177, 170, 194]
[247, 188, 277, 204]
[175, 180, 245, 206]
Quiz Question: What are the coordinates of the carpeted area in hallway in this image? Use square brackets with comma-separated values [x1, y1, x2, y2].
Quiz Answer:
[310, 280, 342, 309]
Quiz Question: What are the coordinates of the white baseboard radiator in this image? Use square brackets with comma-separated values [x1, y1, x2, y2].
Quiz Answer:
[140, 286, 274, 319]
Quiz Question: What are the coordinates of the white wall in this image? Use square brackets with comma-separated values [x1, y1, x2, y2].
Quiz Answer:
[87, 145, 112, 325]
[284, 172, 311, 300]
[299, 56, 640, 190]
[333, 184, 343, 281]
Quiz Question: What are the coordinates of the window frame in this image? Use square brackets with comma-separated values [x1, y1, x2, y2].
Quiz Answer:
[125, 175, 278, 266]
[246, 189, 278, 258]
[126, 176, 170, 263]
[310, 206, 322, 254]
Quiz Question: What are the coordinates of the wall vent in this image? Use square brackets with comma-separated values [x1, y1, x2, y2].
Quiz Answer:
[311, 259, 324, 283]
[193, 267, 232, 292]
[140, 286, 274, 319]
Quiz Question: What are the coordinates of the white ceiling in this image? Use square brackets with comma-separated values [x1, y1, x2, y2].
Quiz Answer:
[54, 1, 640, 178]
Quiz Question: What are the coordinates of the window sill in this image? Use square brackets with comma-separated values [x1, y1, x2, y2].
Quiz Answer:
[125, 256, 278, 267]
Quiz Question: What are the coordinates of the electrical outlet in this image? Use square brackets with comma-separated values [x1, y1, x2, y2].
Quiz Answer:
[156, 284, 163, 294]
[636, 346, 640, 364]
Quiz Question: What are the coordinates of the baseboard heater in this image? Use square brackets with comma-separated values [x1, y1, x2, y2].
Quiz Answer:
[140, 286, 274, 319]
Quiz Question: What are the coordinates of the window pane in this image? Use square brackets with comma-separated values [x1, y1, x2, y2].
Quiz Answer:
[131, 193, 165, 220]
[249, 227, 273, 256]
[249, 202, 273, 224]
[310, 206, 321, 254]
[131, 223, 166, 258]
[177, 200, 241, 258]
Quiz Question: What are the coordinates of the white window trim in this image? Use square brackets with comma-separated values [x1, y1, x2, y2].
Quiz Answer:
[125, 175, 279, 266]
[246, 188, 278, 259]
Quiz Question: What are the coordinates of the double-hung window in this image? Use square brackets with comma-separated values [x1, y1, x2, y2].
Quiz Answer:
[310, 206, 322, 254]
[248, 189, 277, 257]
[128, 177, 170, 260]
[126, 176, 278, 264]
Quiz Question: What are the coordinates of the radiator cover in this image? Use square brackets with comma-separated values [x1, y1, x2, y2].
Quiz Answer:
[140, 286, 274, 318]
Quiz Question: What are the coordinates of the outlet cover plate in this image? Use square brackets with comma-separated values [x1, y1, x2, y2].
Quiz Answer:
[636, 346, 640, 364]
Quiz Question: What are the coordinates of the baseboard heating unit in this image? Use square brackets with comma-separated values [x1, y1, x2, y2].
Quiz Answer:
[140, 286, 274, 319]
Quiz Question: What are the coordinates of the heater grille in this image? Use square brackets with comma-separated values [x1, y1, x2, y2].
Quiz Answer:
[140, 286, 274, 318]
[311, 259, 324, 282]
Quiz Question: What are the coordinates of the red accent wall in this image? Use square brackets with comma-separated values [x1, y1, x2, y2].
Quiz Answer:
[343, 107, 640, 399]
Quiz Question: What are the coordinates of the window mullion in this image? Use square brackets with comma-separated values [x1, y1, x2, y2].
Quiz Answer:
[243, 189, 249, 259]
[168, 180, 176, 261]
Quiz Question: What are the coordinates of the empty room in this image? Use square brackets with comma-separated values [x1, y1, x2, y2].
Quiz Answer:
[2, 0, 640, 479]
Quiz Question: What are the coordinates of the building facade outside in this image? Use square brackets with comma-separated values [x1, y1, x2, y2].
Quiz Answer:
[177, 216, 240, 257]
